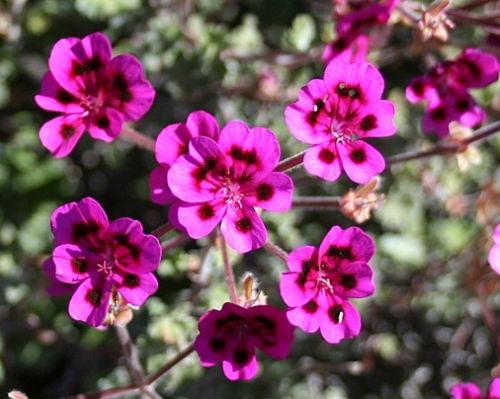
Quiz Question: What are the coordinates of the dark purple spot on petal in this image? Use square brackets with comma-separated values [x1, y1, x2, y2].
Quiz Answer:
[297, 260, 312, 287]
[123, 273, 140, 287]
[114, 234, 141, 261]
[234, 348, 250, 365]
[256, 184, 273, 201]
[72, 222, 101, 244]
[303, 300, 318, 313]
[459, 59, 482, 80]
[319, 148, 335, 164]
[350, 149, 366, 164]
[193, 158, 217, 182]
[71, 257, 87, 274]
[60, 125, 75, 139]
[112, 74, 132, 102]
[333, 37, 347, 51]
[72, 57, 103, 76]
[235, 217, 252, 233]
[411, 80, 424, 96]
[215, 312, 243, 330]
[340, 274, 356, 289]
[360, 114, 377, 131]
[253, 315, 275, 332]
[430, 107, 447, 121]
[337, 83, 360, 99]
[261, 339, 275, 346]
[328, 304, 344, 324]
[455, 98, 470, 112]
[230, 146, 258, 164]
[327, 246, 352, 260]
[198, 203, 215, 220]
[56, 90, 75, 104]
[96, 115, 110, 129]
[209, 337, 225, 352]
[178, 144, 187, 156]
[86, 288, 102, 306]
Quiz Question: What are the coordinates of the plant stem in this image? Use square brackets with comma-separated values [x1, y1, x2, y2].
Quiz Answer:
[275, 151, 306, 172]
[264, 241, 288, 264]
[67, 343, 195, 399]
[292, 196, 342, 209]
[150, 223, 173, 238]
[219, 231, 239, 303]
[120, 126, 156, 153]
[388, 120, 500, 164]
[161, 235, 190, 255]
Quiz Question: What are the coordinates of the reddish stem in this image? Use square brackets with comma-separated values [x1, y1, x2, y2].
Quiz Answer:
[120, 126, 156, 153]
[219, 231, 239, 303]
[275, 151, 306, 172]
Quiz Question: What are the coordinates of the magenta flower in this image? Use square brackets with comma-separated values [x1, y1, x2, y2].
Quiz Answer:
[149, 110, 220, 208]
[489, 224, 500, 275]
[406, 48, 499, 138]
[194, 302, 294, 381]
[279, 226, 375, 344]
[35, 32, 155, 157]
[167, 120, 293, 253]
[450, 378, 500, 399]
[285, 60, 396, 184]
[321, 34, 369, 64]
[45, 197, 161, 327]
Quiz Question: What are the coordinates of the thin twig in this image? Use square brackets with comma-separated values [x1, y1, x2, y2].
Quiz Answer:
[454, 0, 499, 11]
[275, 151, 306, 173]
[120, 126, 156, 153]
[292, 196, 342, 209]
[150, 223, 173, 238]
[161, 235, 190, 255]
[388, 120, 500, 164]
[67, 343, 195, 399]
[263, 241, 288, 264]
[218, 231, 239, 303]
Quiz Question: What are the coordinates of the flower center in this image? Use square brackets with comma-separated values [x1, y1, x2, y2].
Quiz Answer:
[81, 92, 104, 117]
[97, 259, 114, 279]
[222, 180, 244, 208]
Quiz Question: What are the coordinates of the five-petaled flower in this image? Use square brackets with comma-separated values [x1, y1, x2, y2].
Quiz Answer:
[279, 225, 375, 344]
[194, 302, 294, 381]
[44, 197, 161, 327]
[489, 224, 500, 275]
[149, 110, 220, 229]
[406, 48, 499, 138]
[167, 120, 294, 253]
[35, 32, 155, 157]
[285, 60, 396, 183]
[450, 377, 500, 399]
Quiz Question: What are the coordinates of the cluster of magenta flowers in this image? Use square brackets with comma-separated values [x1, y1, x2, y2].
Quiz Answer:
[406, 48, 499, 138]
[322, 0, 399, 64]
[35, 27, 499, 386]
[35, 32, 155, 157]
[44, 197, 161, 327]
[450, 378, 500, 399]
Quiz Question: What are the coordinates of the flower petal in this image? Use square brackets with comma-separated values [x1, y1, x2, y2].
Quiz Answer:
[39, 114, 86, 158]
[303, 142, 343, 182]
[87, 107, 124, 143]
[35, 72, 83, 113]
[220, 203, 267, 253]
[52, 244, 97, 284]
[115, 272, 158, 306]
[68, 277, 111, 327]
[176, 200, 226, 239]
[337, 140, 385, 184]
[319, 297, 362, 344]
[244, 172, 293, 212]
[149, 165, 175, 205]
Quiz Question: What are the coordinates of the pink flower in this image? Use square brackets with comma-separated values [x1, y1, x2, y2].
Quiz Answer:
[35, 32, 155, 157]
[285, 60, 396, 184]
[149, 110, 220, 208]
[194, 302, 294, 381]
[321, 34, 369, 64]
[45, 197, 161, 327]
[167, 120, 294, 253]
[489, 224, 500, 275]
[450, 377, 500, 399]
[406, 48, 499, 138]
[279, 226, 375, 344]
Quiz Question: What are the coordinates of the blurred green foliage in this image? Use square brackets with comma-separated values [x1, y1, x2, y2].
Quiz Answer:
[0, 0, 499, 398]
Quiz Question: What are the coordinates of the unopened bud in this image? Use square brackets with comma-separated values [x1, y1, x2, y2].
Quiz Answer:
[340, 177, 384, 223]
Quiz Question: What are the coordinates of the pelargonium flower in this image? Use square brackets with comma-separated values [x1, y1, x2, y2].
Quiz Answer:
[489, 224, 500, 275]
[322, 0, 398, 64]
[44, 197, 161, 327]
[35, 32, 155, 157]
[280, 225, 375, 344]
[149, 110, 219, 210]
[450, 378, 500, 399]
[167, 120, 294, 253]
[406, 48, 499, 138]
[194, 302, 294, 381]
[285, 60, 396, 184]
